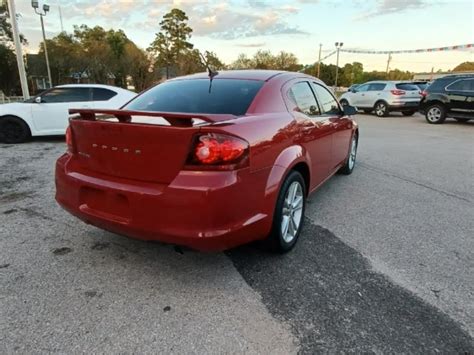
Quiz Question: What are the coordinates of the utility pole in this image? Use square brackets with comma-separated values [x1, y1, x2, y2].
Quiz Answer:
[58, 2, 64, 32]
[32, 1, 52, 88]
[7, 0, 30, 98]
[385, 53, 392, 74]
[317, 43, 322, 78]
[334, 42, 343, 88]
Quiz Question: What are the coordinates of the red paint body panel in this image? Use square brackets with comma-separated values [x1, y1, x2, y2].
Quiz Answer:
[55, 70, 358, 251]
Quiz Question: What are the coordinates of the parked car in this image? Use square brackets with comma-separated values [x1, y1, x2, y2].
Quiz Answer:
[347, 84, 360, 92]
[419, 74, 474, 124]
[339, 81, 421, 117]
[410, 81, 430, 91]
[55, 70, 359, 253]
[0, 84, 136, 143]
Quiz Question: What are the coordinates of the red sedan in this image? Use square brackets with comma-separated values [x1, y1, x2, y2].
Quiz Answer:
[55, 70, 358, 252]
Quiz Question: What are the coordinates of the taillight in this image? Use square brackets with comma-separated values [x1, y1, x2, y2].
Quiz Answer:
[65, 126, 74, 153]
[420, 90, 427, 97]
[390, 89, 405, 96]
[186, 133, 249, 170]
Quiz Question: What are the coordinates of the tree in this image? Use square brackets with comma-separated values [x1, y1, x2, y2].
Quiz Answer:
[253, 50, 275, 69]
[36, 32, 84, 86]
[0, 2, 27, 95]
[229, 50, 301, 71]
[0, 2, 27, 47]
[230, 53, 253, 69]
[274, 51, 300, 71]
[452, 62, 474, 72]
[148, 32, 174, 78]
[123, 42, 153, 91]
[0, 43, 18, 95]
[149, 8, 193, 78]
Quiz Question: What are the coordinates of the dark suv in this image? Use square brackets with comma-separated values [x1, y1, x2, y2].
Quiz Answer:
[419, 74, 474, 124]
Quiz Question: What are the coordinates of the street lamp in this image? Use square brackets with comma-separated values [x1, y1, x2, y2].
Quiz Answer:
[32, 0, 52, 88]
[334, 42, 343, 88]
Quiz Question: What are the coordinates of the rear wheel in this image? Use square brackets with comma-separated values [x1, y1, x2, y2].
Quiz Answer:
[265, 171, 306, 253]
[0, 116, 31, 143]
[340, 99, 349, 106]
[402, 111, 416, 116]
[425, 104, 446, 124]
[339, 134, 358, 175]
[374, 101, 389, 117]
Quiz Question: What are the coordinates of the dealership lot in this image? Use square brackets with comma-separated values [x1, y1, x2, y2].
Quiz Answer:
[1, 114, 473, 352]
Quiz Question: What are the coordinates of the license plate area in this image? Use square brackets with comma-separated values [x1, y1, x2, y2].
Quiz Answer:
[79, 186, 131, 222]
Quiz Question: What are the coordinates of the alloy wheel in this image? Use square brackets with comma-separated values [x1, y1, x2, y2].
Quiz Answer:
[375, 103, 386, 117]
[427, 107, 442, 122]
[348, 136, 357, 170]
[281, 181, 304, 243]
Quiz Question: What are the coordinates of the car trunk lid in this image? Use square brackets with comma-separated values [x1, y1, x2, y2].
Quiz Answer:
[68, 109, 234, 184]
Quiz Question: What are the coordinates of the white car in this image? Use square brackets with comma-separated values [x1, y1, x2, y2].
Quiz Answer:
[339, 81, 421, 117]
[0, 84, 136, 143]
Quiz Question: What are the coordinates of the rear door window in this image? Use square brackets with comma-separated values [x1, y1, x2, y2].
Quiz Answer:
[288, 82, 320, 116]
[125, 79, 264, 116]
[311, 82, 341, 115]
[41, 88, 91, 103]
[446, 79, 474, 92]
[395, 83, 419, 91]
[92, 88, 118, 101]
[368, 83, 386, 91]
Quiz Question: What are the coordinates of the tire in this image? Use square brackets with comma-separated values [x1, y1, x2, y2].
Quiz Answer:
[454, 118, 470, 123]
[265, 170, 306, 253]
[363, 109, 372, 114]
[374, 101, 389, 117]
[338, 133, 358, 175]
[402, 111, 416, 116]
[0, 116, 31, 143]
[425, 104, 446, 124]
[340, 99, 349, 106]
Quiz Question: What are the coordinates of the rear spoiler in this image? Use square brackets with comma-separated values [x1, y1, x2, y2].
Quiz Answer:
[69, 109, 235, 126]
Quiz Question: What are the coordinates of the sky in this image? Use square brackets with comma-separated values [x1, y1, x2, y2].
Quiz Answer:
[11, 0, 474, 72]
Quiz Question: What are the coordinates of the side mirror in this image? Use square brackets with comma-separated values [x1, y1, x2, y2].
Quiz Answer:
[34, 96, 42, 103]
[343, 105, 357, 116]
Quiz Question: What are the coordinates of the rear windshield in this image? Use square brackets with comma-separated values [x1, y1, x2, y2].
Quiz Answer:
[125, 79, 264, 116]
[395, 83, 419, 91]
[415, 83, 428, 90]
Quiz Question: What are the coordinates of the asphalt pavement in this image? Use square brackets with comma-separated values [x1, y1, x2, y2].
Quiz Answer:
[0, 113, 473, 353]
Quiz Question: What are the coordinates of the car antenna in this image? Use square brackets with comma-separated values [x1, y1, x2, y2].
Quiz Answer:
[199, 51, 218, 93]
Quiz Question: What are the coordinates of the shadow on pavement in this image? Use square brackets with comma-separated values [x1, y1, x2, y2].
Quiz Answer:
[226, 220, 473, 353]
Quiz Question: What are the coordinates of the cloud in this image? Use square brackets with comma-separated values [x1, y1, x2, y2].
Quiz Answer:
[236, 42, 266, 47]
[176, 3, 307, 39]
[354, 0, 429, 20]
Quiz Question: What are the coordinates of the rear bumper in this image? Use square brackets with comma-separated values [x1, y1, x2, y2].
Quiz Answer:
[55, 154, 272, 251]
[387, 101, 420, 111]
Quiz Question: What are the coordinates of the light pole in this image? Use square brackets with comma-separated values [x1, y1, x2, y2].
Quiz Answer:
[31, 0, 52, 88]
[317, 43, 322, 78]
[334, 42, 343, 88]
[6, 0, 30, 98]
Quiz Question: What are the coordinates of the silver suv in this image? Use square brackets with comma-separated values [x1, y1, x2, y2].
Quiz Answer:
[339, 81, 421, 117]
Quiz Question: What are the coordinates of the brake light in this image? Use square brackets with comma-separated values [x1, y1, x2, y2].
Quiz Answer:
[390, 89, 405, 96]
[420, 90, 427, 97]
[186, 133, 249, 170]
[65, 126, 74, 153]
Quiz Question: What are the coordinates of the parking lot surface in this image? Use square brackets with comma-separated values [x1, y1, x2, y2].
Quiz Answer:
[1, 113, 473, 353]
